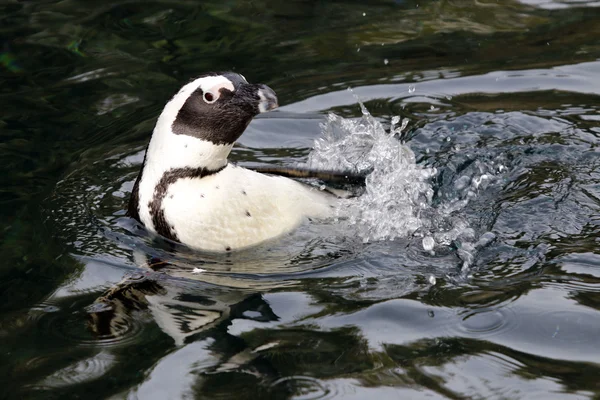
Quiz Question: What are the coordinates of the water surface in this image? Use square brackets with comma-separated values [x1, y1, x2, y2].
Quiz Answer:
[1, 0, 600, 399]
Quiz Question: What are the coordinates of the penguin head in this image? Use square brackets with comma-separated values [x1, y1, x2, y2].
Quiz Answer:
[169, 72, 278, 145]
[146, 72, 278, 171]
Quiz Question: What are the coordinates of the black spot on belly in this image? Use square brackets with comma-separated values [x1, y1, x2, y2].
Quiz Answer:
[200, 193, 205, 198]
[241, 190, 247, 196]
[246, 211, 251, 217]
[169, 194, 174, 199]
[215, 185, 220, 189]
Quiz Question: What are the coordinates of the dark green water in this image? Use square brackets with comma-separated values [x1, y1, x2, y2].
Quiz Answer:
[2, 0, 600, 398]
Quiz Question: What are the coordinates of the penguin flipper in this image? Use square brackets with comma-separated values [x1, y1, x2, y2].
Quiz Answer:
[247, 166, 367, 185]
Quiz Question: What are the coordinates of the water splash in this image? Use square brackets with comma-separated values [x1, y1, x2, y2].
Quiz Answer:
[306, 103, 435, 242]
[305, 101, 499, 271]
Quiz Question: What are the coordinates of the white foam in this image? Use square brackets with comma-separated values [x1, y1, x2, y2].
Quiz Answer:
[306, 103, 435, 242]
[305, 101, 501, 272]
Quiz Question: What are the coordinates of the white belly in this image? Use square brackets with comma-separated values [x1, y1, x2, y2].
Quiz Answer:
[159, 165, 335, 251]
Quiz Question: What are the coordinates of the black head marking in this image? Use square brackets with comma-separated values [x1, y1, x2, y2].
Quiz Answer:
[225, 246, 231, 252]
[171, 72, 277, 145]
[127, 151, 147, 222]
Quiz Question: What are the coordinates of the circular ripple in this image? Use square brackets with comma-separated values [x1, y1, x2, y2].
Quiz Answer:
[270, 376, 334, 400]
[447, 306, 519, 339]
[462, 310, 504, 333]
[40, 306, 145, 348]
[30, 351, 115, 389]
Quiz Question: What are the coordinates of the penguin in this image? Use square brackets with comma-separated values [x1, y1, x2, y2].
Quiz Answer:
[128, 72, 336, 252]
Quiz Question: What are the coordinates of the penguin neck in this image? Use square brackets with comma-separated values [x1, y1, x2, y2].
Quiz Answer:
[143, 126, 232, 178]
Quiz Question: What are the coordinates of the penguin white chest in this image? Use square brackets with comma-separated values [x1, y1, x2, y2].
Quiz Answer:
[160, 166, 334, 252]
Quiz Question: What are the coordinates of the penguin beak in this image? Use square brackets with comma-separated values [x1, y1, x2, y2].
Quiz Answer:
[256, 84, 278, 113]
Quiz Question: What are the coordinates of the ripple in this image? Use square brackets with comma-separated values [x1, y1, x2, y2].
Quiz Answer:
[448, 306, 519, 339]
[270, 376, 334, 400]
[40, 306, 145, 348]
[462, 310, 505, 333]
[32, 351, 115, 389]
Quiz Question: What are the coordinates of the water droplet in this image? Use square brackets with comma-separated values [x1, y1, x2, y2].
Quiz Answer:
[391, 116, 400, 126]
[359, 102, 370, 116]
[428, 275, 436, 285]
[399, 118, 409, 132]
[384, 58, 389, 65]
[445, 95, 452, 100]
[422, 236, 435, 251]
[408, 85, 416, 93]
[356, 47, 360, 52]
[362, 12, 366, 16]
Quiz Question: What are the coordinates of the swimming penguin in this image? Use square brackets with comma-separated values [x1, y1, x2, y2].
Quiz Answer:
[128, 72, 336, 252]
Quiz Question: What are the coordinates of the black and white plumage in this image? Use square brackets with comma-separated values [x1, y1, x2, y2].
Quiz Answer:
[128, 72, 335, 252]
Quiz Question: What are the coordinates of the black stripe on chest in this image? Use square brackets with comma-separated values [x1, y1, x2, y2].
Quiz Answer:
[127, 153, 147, 222]
[147, 165, 225, 242]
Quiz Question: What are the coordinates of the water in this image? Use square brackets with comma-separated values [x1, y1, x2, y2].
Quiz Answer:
[2, 0, 600, 398]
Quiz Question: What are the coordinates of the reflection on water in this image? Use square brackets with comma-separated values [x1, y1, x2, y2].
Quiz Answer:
[2, 0, 600, 398]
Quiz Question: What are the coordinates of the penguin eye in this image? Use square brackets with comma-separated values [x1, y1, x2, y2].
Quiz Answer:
[203, 92, 215, 103]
